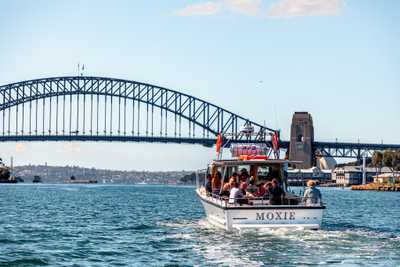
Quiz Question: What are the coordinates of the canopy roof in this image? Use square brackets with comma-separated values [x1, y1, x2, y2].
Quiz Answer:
[211, 159, 302, 167]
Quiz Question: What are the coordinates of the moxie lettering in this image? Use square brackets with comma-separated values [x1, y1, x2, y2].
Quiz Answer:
[256, 211, 296, 221]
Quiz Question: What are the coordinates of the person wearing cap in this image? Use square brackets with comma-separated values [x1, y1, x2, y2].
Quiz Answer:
[303, 180, 322, 205]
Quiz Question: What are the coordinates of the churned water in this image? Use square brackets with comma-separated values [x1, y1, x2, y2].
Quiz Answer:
[0, 185, 399, 266]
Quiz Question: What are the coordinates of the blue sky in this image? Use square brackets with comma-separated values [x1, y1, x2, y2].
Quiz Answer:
[0, 0, 399, 170]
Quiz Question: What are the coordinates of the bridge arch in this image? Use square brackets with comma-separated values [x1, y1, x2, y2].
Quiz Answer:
[0, 76, 274, 145]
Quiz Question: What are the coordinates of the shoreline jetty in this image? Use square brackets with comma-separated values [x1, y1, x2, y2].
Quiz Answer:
[351, 183, 400, 192]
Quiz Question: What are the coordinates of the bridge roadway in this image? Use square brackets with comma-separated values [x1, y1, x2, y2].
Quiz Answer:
[0, 76, 399, 159]
[1, 134, 399, 159]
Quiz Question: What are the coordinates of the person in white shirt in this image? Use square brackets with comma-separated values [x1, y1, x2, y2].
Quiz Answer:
[229, 182, 244, 204]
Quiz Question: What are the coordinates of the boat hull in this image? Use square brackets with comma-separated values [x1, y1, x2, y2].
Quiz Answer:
[197, 190, 324, 231]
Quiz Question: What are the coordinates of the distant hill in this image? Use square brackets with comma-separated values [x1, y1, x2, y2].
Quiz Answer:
[13, 165, 192, 184]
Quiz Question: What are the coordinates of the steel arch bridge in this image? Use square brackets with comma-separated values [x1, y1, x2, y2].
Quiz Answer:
[0, 76, 275, 146]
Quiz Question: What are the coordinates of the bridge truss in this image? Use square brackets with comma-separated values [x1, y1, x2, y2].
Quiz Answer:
[0, 76, 275, 146]
[313, 141, 400, 159]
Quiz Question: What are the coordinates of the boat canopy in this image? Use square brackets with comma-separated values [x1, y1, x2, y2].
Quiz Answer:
[211, 159, 302, 167]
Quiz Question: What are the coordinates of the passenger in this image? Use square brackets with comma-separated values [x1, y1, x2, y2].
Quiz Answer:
[303, 180, 322, 205]
[228, 182, 244, 204]
[264, 182, 273, 200]
[239, 168, 249, 183]
[268, 178, 285, 205]
[246, 176, 258, 196]
[255, 182, 266, 198]
[221, 177, 235, 197]
[236, 182, 250, 205]
[239, 181, 248, 196]
[231, 172, 239, 182]
[211, 171, 222, 196]
[205, 174, 212, 195]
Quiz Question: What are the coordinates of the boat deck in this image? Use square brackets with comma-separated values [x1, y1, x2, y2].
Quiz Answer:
[197, 189, 325, 210]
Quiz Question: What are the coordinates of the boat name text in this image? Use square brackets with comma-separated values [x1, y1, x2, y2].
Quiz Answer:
[256, 211, 295, 221]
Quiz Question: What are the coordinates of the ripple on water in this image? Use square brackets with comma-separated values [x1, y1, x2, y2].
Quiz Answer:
[0, 258, 49, 267]
[0, 185, 399, 266]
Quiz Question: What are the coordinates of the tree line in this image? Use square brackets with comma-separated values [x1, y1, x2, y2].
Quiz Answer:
[372, 150, 400, 172]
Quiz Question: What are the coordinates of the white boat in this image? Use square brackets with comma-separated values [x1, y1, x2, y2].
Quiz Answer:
[196, 159, 325, 231]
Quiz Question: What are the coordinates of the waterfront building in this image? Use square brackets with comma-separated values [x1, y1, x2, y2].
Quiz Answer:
[333, 166, 392, 186]
[373, 172, 400, 184]
[287, 167, 332, 185]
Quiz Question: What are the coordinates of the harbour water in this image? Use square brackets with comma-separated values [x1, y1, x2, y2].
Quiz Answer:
[0, 185, 399, 266]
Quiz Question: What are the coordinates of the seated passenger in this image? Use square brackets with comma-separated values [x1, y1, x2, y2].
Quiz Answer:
[303, 180, 322, 205]
[211, 171, 222, 196]
[231, 172, 239, 182]
[239, 181, 248, 196]
[205, 174, 212, 195]
[228, 182, 243, 204]
[239, 168, 249, 183]
[268, 178, 285, 205]
[229, 182, 249, 205]
[246, 176, 258, 196]
[221, 177, 235, 197]
[264, 182, 273, 200]
[255, 182, 266, 198]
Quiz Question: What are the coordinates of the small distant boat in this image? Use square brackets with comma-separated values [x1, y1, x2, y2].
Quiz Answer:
[64, 175, 97, 184]
[33, 175, 42, 183]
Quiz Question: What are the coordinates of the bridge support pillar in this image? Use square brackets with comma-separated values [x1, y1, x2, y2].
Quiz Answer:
[289, 112, 315, 169]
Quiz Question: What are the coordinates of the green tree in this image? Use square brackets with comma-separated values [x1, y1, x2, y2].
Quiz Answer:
[383, 151, 394, 169]
[393, 151, 400, 171]
[372, 151, 383, 174]
[383, 150, 400, 184]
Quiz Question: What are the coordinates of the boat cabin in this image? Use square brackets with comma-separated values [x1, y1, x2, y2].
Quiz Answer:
[197, 158, 310, 207]
[195, 133, 325, 230]
[201, 159, 298, 193]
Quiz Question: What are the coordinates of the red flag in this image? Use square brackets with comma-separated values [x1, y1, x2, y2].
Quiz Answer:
[216, 134, 223, 153]
[272, 131, 280, 152]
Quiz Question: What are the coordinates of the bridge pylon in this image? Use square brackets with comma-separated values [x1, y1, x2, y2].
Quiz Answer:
[289, 112, 315, 169]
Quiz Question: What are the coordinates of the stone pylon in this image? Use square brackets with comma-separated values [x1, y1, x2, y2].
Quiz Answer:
[289, 112, 315, 169]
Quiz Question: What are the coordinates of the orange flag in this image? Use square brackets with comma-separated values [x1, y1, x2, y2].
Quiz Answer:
[216, 134, 223, 153]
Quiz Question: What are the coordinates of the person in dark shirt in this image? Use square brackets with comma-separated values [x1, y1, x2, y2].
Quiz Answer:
[268, 178, 285, 205]
[205, 174, 212, 195]
[239, 168, 249, 183]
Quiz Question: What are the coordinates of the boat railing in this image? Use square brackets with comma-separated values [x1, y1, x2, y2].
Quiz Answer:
[202, 191, 323, 207]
